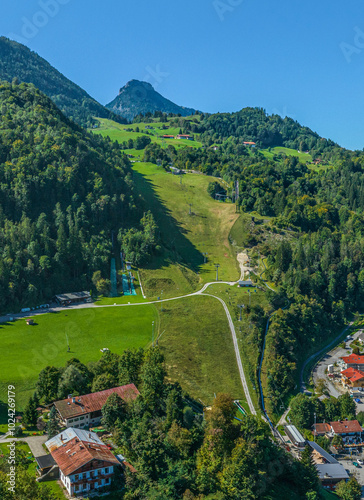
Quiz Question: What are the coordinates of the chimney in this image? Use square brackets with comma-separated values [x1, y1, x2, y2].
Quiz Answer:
[68, 394, 72, 399]
[60, 434, 64, 442]
[72, 397, 76, 403]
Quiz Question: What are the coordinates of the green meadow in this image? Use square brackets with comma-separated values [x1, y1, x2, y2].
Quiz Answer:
[92, 117, 203, 150]
[0, 305, 157, 413]
[133, 162, 240, 298]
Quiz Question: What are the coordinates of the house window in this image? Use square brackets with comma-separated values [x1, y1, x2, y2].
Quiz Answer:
[79, 473, 83, 480]
[105, 477, 110, 484]
[104, 467, 109, 474]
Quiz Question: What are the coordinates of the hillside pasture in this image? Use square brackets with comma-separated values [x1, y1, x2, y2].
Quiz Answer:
[133, 162, 240, 298]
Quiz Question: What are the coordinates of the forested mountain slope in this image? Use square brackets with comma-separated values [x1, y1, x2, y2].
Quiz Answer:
[195, 107, 342, 156]
[0, 81, 138, 311]
[0, 37, 125, 127]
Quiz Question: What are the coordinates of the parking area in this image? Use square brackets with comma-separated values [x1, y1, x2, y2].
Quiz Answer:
[313, 329, 364, 403]
[338, 457, 364, 497]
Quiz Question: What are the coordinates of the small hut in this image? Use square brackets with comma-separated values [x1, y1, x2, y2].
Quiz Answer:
[26, 318, 34, 326]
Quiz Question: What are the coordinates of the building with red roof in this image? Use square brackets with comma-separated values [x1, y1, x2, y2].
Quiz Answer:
[341, 353, 364, 369]
[341, 367, 364, 388]
[312, 422, 331, 437]
[45, 428, 120, 496]
[175, 134, 194, 141]
[330, 420, 362, 437]
[54, 384, 139, 429]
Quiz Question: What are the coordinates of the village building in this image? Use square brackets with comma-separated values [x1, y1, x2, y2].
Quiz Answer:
[54, 384, 139, 428]
[312, 422, 331, 437]
[284, 425, 306, 448]
[330, 420, 363, 439]
[162, 135, 174, 139]
[175, 134, 194, 141]
[238, 280, 253, 287]
[45, 428, 120, 497]
[341, 353, 364, 370]
[308, 441, 349, 491]
[243, 141, 256, 147]
[54, 291, 92, 306]
[341, 366, 364, 388]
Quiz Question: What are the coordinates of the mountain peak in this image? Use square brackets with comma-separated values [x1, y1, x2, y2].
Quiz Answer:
[107, 80, 196, 121]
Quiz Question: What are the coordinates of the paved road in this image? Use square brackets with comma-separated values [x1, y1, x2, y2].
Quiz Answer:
[0, 435, 48, 457]
[300, 321, 354, 393]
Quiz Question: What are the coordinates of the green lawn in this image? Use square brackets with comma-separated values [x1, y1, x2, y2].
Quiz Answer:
[0, 305, 157, 415]
[260, 146, 312, 163]
[133, 162, 240, 298]
[202, 283, 271, 411]
[158, 295, 246, 406]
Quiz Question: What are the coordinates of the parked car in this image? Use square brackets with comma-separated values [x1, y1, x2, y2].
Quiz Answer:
[353, 461, 360, 468]
[355, 398, 361, 403]
[358, 459, 364, 465]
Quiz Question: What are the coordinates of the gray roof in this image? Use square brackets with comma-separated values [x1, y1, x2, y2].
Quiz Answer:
[285, 425, 306, 445]
[35, 454, 57, 469]
[45, 428, 103, 453]
[308, 441, 338, 464]
[315, 463, 349, 480]
[55, 291, 90, 301]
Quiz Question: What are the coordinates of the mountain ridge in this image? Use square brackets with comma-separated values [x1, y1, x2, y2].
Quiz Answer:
[0, 36, 126, 127]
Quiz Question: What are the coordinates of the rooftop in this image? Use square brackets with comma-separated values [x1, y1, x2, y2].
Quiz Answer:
[341, 367, 364, 382]
[35, 454, 57, 470]
[312, 423, 331, 436]
[54, 291, 91, 302]
[45, 428, 104, 453]
[330, 420, 363, 434]
[51, 434, 119, 476]
[341, 354, 364, 365]
[315, 463, 349, 480]
[308, 441, 338, 464]
[54, 384, 139, 420]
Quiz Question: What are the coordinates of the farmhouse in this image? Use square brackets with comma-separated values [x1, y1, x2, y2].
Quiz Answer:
[341, 353, 364, 370]
[162, 135, 174, 139]
[176, 134, 194, 141]
[54, 384, 139, 428]
[341, 367, 364, 388]
[243, 141, 256, 147]
[330, 419, 362, 438]
[45, 428, 119, 497]
[54, 291, 92, 306]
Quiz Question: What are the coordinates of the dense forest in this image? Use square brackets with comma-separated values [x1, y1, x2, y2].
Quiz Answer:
[0, 37, 126, 127]
[0, 80, 147, 312]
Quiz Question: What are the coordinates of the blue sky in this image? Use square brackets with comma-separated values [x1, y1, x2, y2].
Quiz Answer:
[1, 0, 364, 150]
